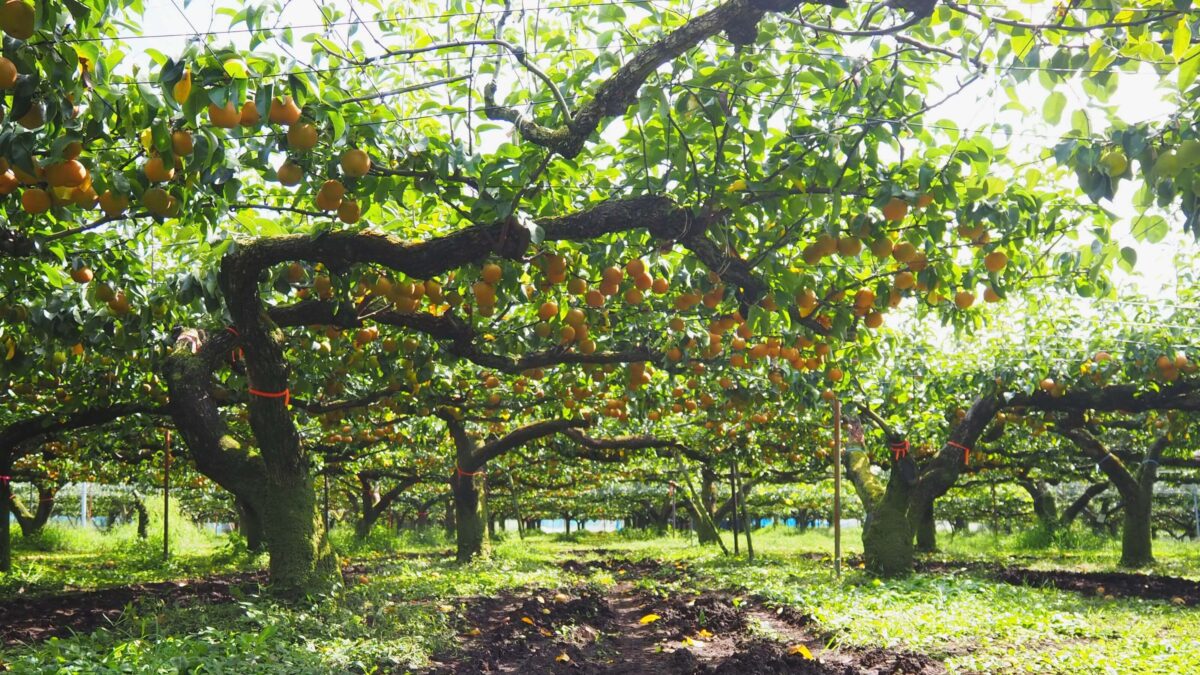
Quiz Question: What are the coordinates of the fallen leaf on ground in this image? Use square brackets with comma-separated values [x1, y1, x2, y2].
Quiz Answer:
[521, 616, 535, 625]
[639, 613, 662, 624]
[788, 644, 814, 659]
[555, 652, 570, 662]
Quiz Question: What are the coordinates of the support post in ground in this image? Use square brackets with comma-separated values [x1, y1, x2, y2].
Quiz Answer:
[730, 464, 740, 556]
[736, 460, 753, 562]
[833, 398, 842, 579]
[163, 430, 171, 562]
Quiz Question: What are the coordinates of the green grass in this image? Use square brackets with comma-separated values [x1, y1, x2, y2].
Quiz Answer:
[1, 501, 246, 598]
[2, 525, 1198, 674]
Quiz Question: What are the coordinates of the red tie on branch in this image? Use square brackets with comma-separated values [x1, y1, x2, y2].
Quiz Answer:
[947, 441, 972, 465]
[0, 475, 10, 486]
[889, 440, 910, 461]
[456, 464, 485, 479]
[249, 387, 291, 407]
[226, 326, 244, 363]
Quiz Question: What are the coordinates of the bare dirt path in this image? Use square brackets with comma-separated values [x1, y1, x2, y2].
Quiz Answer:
[426, 559, 945, 674]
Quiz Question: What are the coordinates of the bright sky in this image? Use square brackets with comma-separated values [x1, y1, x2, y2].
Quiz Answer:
[135, 0, 1195, 301]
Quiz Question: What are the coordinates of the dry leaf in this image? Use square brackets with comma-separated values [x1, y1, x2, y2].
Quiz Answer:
[555, 652, 571, 662]
[639, 613, 662, 624]
[697, 629, 714, 639]
[788, 644, 814, 660]
[521, 616, 535, 625]
[466, 628, 481, 637]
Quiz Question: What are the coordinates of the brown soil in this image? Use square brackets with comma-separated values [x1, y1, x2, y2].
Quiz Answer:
[424, 581, 945, 674]
[0, 570, 269, 646]
[921, 560, 1200, 605]
[0, 564, 372, 646]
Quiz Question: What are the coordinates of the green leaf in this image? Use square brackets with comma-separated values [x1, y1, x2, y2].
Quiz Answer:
[1118, 246, 1137, 273]
[1179, 45, 1200, 90]
[327, 110, 345, 142]
[1042, 91, 1066, 125]
[1172, 21, 1192, 61]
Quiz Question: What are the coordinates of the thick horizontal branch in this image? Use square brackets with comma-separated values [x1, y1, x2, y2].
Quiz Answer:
[484, 0, 848, 159]
[473, 418, 590, 468]
[267, 299, 662, 373]
[1008, 380, 1200, 414]
[0, 403, 167, 459]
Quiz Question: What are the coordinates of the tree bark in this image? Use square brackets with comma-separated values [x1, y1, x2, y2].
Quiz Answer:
[1060, 425, 1164, 568]
[453, 472, 488, 562]
[259, 470, 337, 594]
[842, 443, 915, 576]
[9, 482, 59, 536]
[914, 500, 936, 553]
[135, 497, 150, 540]
[236, 497, 265, 552]
[1060, 482, 1108, 527]
[1121, 493, 1154, 567]
[166, 329, 338, 596]
[0, 462, 11, 573]
[904, 395, 1001, 558]
[1019, 479, 1060, 530]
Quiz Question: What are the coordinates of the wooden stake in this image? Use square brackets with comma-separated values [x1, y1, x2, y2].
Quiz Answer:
[163, 430, 171, 562]
[730, 463, 740, 556]
[736, 460, 754, 562]
[833, 398, 842, 579]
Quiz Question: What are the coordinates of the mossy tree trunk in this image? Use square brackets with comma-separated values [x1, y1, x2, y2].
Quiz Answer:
[354, 472, 418, 540]
[913, 500, 937, 553]
[1061, 424, 1165, 568]
[1019, 478, 1060, 531]
[436, 411, 586, 562]
[843, 443, 915, 576]
[452, 470, 488, 562]
[0, 456, 11, 573]
[260, 469, 338, 593]
[9, 481, 60, 537]
[849, 396, 1000, 576]
[166, 328, 338, 597]
[135, 495, 150, 540]
[236, 496, 265, 552]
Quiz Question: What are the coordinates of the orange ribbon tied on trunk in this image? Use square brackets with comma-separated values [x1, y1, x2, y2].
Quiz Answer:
[947, 441, 971, 465]
[226, 326, 244, 363]
[889, 440, 910, 461]
[249, 387, 290, 407]
[456, 464, 485, 478]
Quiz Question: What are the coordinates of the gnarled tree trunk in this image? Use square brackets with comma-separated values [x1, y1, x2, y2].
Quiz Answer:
[1060, 425, 1164, 568]
[9, 481, 60, 537]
